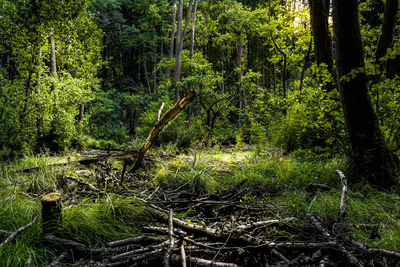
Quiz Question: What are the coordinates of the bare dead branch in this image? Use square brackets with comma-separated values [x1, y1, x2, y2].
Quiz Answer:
[0, 214, 38, 249]
[336, 170, 348, 221]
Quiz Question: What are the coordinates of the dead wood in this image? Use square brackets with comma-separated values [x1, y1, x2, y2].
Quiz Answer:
[131, 89, 197, 172]
[171, 255, 239, 267]
[43, 235, 89, 252]
[107, 249, 162, 267]
[336, 170, 348, 221]
[106, 235, 160, 248]
[65, 175, 100, 192]
[0, 214, 38, 249]
[164, 209, 175, 267]
[307, 214, 362, 267]
[111, 241, 168, 261]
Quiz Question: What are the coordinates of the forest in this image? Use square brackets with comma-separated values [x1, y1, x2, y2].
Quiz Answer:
[0, 0, 400, 265]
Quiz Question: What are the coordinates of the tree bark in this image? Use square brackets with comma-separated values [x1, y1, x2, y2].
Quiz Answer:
[332, 0, 399, 187]
[49, 32, 57, 79]
[132, 89, 197, 172]
[78, 103, 84, 135]
[375, 0, 399, 64]
[174, 0, 184, 102]
[308, 0, 335, 92]
[166, 0, 178, 82]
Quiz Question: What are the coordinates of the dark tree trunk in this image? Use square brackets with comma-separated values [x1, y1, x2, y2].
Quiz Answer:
[375, 0, 399, 65]
[309, 0, 333, 72]
[332, 0, 399, 187]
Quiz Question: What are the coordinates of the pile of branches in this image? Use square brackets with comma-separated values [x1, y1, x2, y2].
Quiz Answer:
[44, 172, 399, 266]
[3, 161, 399, 266]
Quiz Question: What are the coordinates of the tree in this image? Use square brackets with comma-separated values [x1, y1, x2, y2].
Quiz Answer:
[332, 0, 400, 187]
[308, 0, 334, 91]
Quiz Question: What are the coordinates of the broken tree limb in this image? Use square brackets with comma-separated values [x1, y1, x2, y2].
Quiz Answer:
[0, 214, 38, 249]
[336, 170, 348, 221]
[107, 249, 162, 267]
[145, 201, 338, 249]
[106, 235, 160, 248]
[65, 176, 100, 192]
[111, 241, 169, 261]
[180, 240, 187, 267]
[172, 254, 239, 267]
[307, 214, 362, 267]
[43, 235, 89, 252]
[236, 218, 295, 232]
[164, 209, 175, 267]
[157, 102, 165, 122]
[131, 89, 197, 172]
[343, 235, 400, 259]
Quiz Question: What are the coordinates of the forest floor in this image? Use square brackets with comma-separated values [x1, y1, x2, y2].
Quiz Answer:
[0, 145, 399, 266]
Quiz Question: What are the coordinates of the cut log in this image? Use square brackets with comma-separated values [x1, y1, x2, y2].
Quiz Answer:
[41, 192, 62, 233]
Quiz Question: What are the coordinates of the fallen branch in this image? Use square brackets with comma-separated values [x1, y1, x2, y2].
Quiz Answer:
[171, 255, 238, 267]
[106, 235, 160, 248]
[65, 175, 100, 192]
[43, 235, 88, 252]
[0, 214, 38, 249]
[180, 240, 187, 267]
[131, 89, 197, 172]
[164, 209, 175, 267]
[336, 170, 347, 221]
[236, 217, 295, 232]
[111, 241, 169, 261]
[307, 214, 362, 267]
[344, 235, 400, 259]
[107, 249, 162, 267]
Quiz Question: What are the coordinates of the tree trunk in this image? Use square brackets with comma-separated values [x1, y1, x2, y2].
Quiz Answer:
[49, 32, 57, 79]
[78, 103, 84, 135]
[132, 89, 197, 172]
[332, 0, 399, 187]
[174, 0, 184, 102]
[166, 0, 178, 81]
[190, 0, 198, 60]
[375, 0, 399, 64]
[309, 0, 335, 92]
[308, 0, 334, 75]
[298, 39, 312, 102]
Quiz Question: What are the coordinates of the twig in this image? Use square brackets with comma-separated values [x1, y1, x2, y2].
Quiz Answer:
[0, 214, 38, 249]
[164, 209, 175, 267]
[336, 170, 348, 221]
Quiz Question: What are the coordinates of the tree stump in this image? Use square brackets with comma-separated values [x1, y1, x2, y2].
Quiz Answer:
[42, 192, 62, 233]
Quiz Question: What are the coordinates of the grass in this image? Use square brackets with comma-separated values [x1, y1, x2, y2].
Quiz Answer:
[0, 144, 399, 266]
[0, 153, 149, 266]
[150, 144, 400, 252]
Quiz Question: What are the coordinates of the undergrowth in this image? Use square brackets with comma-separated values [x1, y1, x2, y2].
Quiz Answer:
[0, 145, 399, 266]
